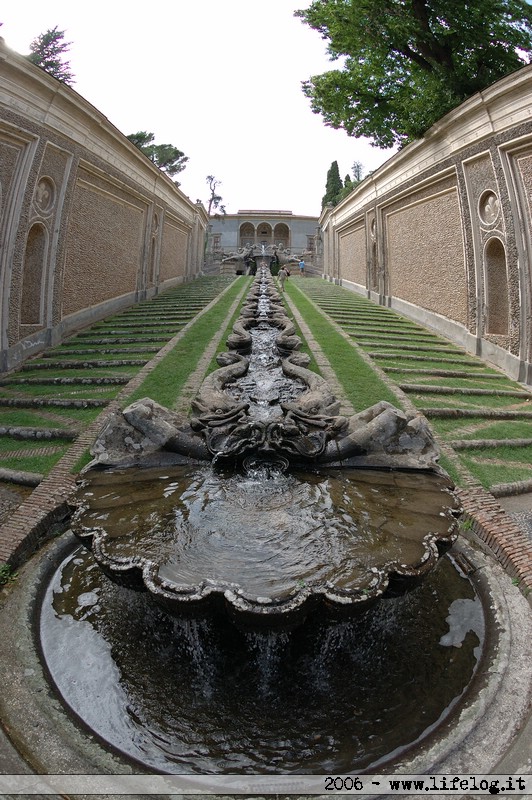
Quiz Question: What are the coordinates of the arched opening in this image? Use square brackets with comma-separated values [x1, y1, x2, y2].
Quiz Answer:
[257, 222, 273, 247]
[370, 242, 378, 292]
[273, 223, 290, 250]
[148, 214, 159, 288]
[21, 223, 47, 325]
[484, 237, 509, 335]
[239, 223, 255, 248]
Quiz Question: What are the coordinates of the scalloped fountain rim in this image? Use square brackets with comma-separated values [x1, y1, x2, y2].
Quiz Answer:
[74, 468, 460, 626]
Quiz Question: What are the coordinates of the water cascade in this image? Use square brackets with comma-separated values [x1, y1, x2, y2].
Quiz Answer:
[34, 267, 486, 774]
[70, 267, 460, 627]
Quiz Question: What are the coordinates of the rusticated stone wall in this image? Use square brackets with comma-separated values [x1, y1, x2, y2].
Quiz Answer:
[62, 169, 146, 316]
[385, 185, 466, 325]
[339, 220, 366, 286]
[319, 65, 532, 384]
[0, 38, 207, 372]
[159, 218, 188, 284]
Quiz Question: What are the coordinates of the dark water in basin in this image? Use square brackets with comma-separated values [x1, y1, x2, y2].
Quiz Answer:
[39, 548, 483, 773]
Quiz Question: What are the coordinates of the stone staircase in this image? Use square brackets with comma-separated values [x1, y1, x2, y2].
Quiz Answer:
[296, 280, 532, 499]
[0, 277, 234, 491]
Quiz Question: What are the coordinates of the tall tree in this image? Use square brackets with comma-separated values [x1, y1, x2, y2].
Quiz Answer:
[322, 160, 343, 207]
[127, 132, 188, 180]
[206, 175, 226, 216]
[352, 160, 364, 183]
[27, 26, 74, 85]
[296, 0, 532, 148]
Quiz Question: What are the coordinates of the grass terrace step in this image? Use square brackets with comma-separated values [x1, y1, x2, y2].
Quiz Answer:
[0, 425, 78, 440]
[0, 376, 129, 386]
[293, 278, 532, 491]
[0, 397, 108, 409]
[361, 342, 461, 354]
[401, 383, 532, 398]
[21, 359, 147, 370]
[0, 274, 240, 490]
[449, 438, 532, 449]
[385, 367, 508, 378]
[422, 407, 532, 419]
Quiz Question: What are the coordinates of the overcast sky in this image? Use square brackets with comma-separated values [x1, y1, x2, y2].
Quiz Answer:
[2, 0, 395, 216]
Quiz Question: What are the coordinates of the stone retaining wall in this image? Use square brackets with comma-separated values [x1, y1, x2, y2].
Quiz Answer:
[0, 38, 208, 373]
[319, 66, 532, 385]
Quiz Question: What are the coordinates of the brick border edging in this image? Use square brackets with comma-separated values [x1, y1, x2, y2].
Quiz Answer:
[456, 486, 532, 595]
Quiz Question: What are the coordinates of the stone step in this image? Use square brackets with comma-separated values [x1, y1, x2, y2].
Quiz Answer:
[370, 352, 483, 365]
[349, 331, 444, 344]
[96, 314, 188, 322]
[0, 397, 108, 409]
[0, 467, 43, 486]
[401, 383, 531, 398]
[422, 407, 532, 419]
[90, 322, 185, 330]
[0, 426, 78, 440]
[0, 375, 130, 386]
[450, 438, 532, 449]
[385, 367, 506, 379]
[341, 323, 429, 334]
[22, 359, 146, 370]
[70, 335, 168, 345]
[40, 347, 159, 357]
[362, 342, 461, 354]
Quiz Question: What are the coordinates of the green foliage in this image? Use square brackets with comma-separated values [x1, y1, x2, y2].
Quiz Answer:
[296, 0, 532, 147]
[322, 160, 365, 206]
[27, 26, 74, 85]
[126, 279, 249, 409]
[127, 132, 188, 180]
[322, 160, 344, 207]
[0, 563, 17, 587]
[284, 281, 402, 411]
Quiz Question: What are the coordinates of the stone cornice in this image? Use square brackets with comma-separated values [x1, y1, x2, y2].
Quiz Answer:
[0, 37, 198, 224]
[324, 64, 532, 228]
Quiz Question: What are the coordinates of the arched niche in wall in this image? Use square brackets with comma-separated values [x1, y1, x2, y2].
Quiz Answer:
[257, 222, 272, 245]
[148, 213, 160, 288]
[21, 223, 48, 326]
[273, 223, 290, 249]
[369, 218, 378, 292]
[239, 222, 255, 248]
[484, 236, 509, 335]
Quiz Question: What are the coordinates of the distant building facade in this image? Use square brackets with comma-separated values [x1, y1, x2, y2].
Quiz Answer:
[206, 210, 319, 272]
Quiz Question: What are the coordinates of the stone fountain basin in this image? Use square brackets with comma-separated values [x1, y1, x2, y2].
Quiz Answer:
[71, 463, 460, 627]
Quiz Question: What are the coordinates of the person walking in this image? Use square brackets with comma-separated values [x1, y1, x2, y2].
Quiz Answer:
[278, 266, 289, 292]
[298, 258, 305, 277]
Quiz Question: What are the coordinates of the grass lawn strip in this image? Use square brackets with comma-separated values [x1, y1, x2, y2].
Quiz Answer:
[283, 280, 407, 413]
[0, 276, 236, 480]
[294, 278, 532, 491]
